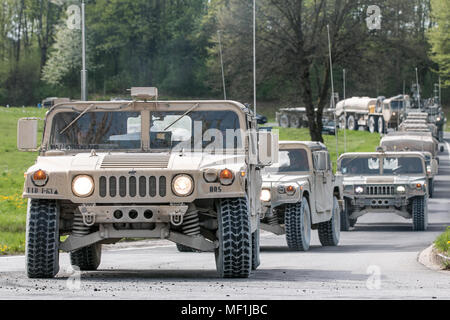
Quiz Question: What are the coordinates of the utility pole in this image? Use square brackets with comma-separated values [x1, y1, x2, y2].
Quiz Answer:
[81, 0, 87, 101]
[217, 31, 227, 100]
[327, 25, 338, 161]
[253, 0, 256, 116]
[415, 68, 420, 110]
[343, 69, 346, 153]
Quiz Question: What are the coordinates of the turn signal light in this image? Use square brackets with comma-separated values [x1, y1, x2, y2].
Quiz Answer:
[33, 170, 47, 181]
[219, 169, 234, 186]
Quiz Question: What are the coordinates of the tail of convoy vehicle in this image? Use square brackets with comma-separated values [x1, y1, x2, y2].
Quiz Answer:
[335, 95, 410, 134]
[259, 141, 343, 251]
[379, 132, 439, 197]
[337, 151, 429, 231]
[17, 87, 279, 279]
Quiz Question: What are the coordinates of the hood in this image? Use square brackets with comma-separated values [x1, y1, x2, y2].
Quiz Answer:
[343, 175, 425, 185]
[262, 173, 310, 184]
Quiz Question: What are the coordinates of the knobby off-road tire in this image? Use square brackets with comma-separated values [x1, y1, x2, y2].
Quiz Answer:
[428, 179, 434, 198]
[349, 218, 358, 228]
[340, 198, 352, 231]
[318, 197, 341, 246]
[70, 243, 102, 271]
[176, 244, 200, 253]
[285, 198, 311, 251]
[215, 198, 252, 278]
[252, 227, 260, 270]
[412, 196, 428, 231]
[26, 199, 60, 279]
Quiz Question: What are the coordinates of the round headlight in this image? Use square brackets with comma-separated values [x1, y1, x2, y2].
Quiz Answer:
[260, 189, 271, 202]
[397, 186, 406, 193]
[172, 175, 194, 197]
[72, 175, 94, 197]
[355, 186, 364, 194]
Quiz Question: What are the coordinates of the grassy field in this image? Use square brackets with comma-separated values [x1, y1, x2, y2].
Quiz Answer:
[0, 107, 46, 254]
[277, 127, 381, 170]
[434, 227, 450, 269]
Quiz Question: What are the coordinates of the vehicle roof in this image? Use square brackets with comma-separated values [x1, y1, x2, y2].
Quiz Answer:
[338, 151, 425, 159]
[279, 141, 327, 151]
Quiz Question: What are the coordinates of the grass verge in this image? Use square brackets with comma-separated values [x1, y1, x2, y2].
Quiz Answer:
[434, 227, 450, 269]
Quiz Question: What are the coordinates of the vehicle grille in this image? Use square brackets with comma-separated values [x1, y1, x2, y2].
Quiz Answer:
[99, 175, 167, 198]
[100, 155, 170, 169]
[365, 185, 395, 195]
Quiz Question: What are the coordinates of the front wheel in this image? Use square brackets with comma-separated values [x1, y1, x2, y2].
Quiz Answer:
[378, 117, 385, 134]
[285, 198, 311, 251]
[428, 179, 434, 198]
[318, 197, 341, 246]
[340, 198, 352, 231]
[215, 198, 252, 278]
[368, 116, 376, 133]
[26, 199, 60, 279]
[70, 243, 102, 271]
[412, 196, 428, 231]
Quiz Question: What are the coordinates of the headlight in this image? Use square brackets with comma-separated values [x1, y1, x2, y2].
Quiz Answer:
[286, 185, 296, 195]
[72, 175, 94, 197]
[172, 174, 194, 197]
[31, 169, 48, 187]
[355, 186, 364, 194]
[219, 169, 234, 186]
[397, 186, 406, 193]
[260, 189, 271, 202]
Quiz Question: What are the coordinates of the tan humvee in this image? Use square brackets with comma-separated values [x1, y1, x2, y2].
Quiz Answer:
[379, 132, 439, 197]
[42, 97, 71, 108]
[17, 88, 278, 279]
[259, 141, 343, 250]
[337, 151, 429, 231]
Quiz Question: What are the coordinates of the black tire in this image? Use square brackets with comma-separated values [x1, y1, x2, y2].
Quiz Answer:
[26, 199, 60, 279]
[338, 115, 347, 129]
[318, 197, 341, 246]
[347, 115, 358, 131]
[428, 178, 434, 198]
[340, 199, 351, 231]
[279, 114, 289, 128]
[215, 198, 252, 278]
[378, 117, 385, 134]
[176, 244, 201, 253]
[285, 198, 311, 251]
[252, 228, 260, 270]
[70, 243, 102, 271]
[368, 116, 376, 133]
[289, 116, 300, 128]
[412, 196, 428, 231]
[349, 218, 358, 228]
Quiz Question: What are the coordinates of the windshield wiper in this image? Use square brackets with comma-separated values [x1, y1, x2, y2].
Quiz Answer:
[60, 104, 95, 135]
[164, 103, 200, 131]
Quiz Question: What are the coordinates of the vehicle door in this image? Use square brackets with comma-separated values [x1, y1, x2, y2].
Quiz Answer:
[313, 151, 333, 215]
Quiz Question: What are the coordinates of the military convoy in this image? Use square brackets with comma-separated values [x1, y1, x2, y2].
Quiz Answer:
[16, 85, 444, 279]
[17, 87, 279, 279]
[259, 141, 342, 251]
[337, 151, 429, 231]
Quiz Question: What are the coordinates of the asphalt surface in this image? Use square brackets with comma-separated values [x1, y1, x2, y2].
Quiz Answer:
[1, 139, 449, 300]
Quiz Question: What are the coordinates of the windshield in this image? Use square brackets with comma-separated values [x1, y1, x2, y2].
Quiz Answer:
[390, 101, 404, 110]
[340, 156, 424, 175]
[266, 149, 309, 173]
[150, 110, 242, 150]
[50, 111, 141, 150]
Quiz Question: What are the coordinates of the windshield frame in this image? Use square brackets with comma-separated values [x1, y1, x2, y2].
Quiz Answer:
[42, 101, 248, 154]
[338, 154, 426, 176]
[265, 145, 312, 174]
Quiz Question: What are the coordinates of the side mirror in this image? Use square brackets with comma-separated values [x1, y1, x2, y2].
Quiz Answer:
[257, 130, 279, 166]
[314, 151, 328, 171]
[17, 118, 39, 151]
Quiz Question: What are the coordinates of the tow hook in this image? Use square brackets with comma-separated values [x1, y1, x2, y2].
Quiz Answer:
[80, 205, 96, 226]
[170, 212, 184, 226]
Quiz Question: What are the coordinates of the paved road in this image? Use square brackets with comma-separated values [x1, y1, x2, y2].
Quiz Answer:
[1, 142, 449, 300]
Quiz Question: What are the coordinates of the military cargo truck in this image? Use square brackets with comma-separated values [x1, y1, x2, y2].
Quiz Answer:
[259, 141, 343, 250]
[337, 151, 429, 231]
[276, 107, 335, 128]
[17, 88, 278, 279]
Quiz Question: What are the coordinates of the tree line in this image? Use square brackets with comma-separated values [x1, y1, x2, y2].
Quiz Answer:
[0, 0, 448, 139]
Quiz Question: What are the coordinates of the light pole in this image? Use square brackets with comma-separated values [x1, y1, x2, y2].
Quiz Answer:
[253, 0, 256, 116]
[217, 31, 227, 100]
[327, 25, 338, 161]
[415, 67, 420, 110]
[81, 0, 87, 101]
